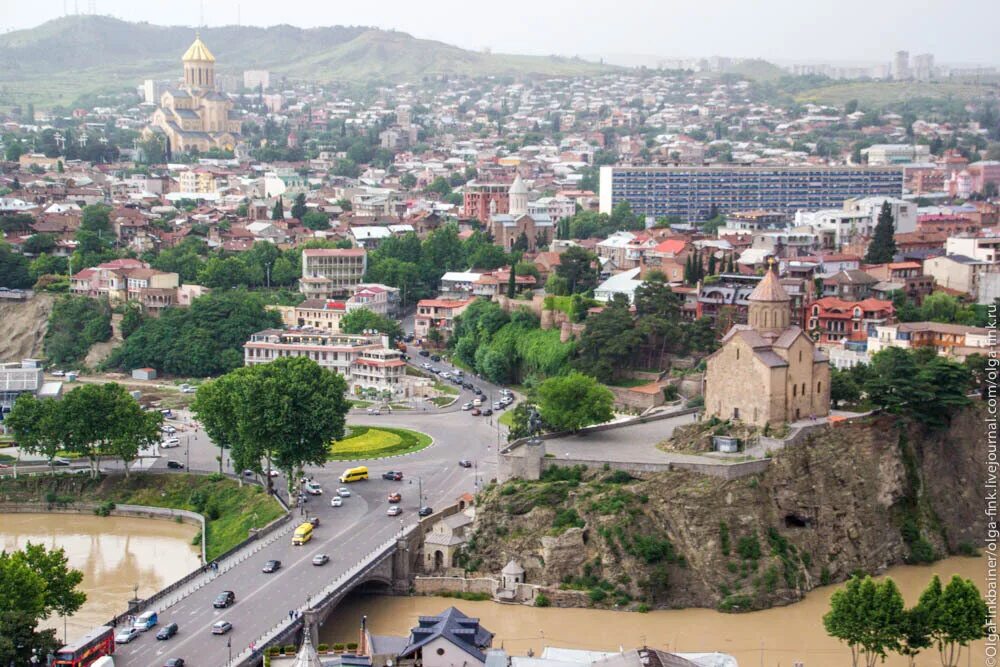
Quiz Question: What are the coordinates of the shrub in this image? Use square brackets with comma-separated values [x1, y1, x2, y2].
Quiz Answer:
[332, 644, 345, 651]
[346, 642, 358, 650]
[190, 530, 202, 546]
[737, 534, 761, 560]
[820, 567, 832, 586]
[93, 500, 116, 517]
[267, 646, 280, 656]
[588, 588, 607, 603]
[957, 541, 979, 556]
[603, 470, 633, 484]
[719, 521, 731, 555]
[552, 508, 585, 531]
[636, 603, 650, 613]
[687, 395, 704, 408]
[535, 594, 551, 607]
[283, 645, 296, 654]
[318, 644, 329, 652]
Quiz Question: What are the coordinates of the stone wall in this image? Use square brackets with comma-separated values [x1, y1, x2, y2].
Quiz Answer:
[413, 576, 498, 596]
[607, 385, 664, 412]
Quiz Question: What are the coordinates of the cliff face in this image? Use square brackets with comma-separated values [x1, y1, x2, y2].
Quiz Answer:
[464, 406, 986, 610]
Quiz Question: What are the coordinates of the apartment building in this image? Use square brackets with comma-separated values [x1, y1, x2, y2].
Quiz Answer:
[598, 166, 903, 220]
[807, 297, 895, 344]
[860, 144, 931, 166]
[243, 328, 405, 390]
[923, 254, 994, 299]
[414, 298, 475, 341]
[868, 321, 993, 361]
[300, 248, 367, 299]
[463, 182, 511, 224]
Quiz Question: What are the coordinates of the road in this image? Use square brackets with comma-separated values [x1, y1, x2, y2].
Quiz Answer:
[112, 368, 505, 667]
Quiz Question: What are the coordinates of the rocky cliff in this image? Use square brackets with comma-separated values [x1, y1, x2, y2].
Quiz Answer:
[463, 406, 986, 611]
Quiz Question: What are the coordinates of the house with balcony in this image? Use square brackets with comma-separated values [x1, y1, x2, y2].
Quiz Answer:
[822, 269, 879, 300]
[808, 297, 895, 345]
[868, 321, 993, 361]
[415, 298, 475, 342]
[300, 248, 367, 299]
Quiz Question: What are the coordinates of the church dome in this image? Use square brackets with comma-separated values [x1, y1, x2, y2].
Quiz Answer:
[509, 173, 528, 195]
[748, 265, 790, 303]
[182, 35, 216, 62]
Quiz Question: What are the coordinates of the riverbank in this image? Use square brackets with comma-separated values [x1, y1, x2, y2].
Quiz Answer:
[321, 555, 986, 667]
[0, 473, 285, 560]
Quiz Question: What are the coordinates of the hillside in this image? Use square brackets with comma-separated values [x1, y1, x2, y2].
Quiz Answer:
[466, 407, 986, 611]
[795, 80, 1000, 107]
[0, 294, 54, 363]
[0, 16, 615, 108]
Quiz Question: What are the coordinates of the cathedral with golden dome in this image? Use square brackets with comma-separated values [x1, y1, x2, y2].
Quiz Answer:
[145, 35, 242, 154]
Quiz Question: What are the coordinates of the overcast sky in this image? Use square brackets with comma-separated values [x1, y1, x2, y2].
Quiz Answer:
[1, 0, 998, 65]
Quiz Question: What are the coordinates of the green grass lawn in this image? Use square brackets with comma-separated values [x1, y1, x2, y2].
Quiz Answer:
[430, 396, 455, 407]
[499, 410, 516, 427]
[433, 380, 459, 396]
[0, 473, 285, 561]
[329, 425, 432, 461]
[348, 399, 372, 409]
[794, 80, 994, 106]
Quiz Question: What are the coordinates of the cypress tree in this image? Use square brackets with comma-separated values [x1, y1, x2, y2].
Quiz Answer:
[708, 253, 717, 276]
[271, 198, 284, 221]
[507, 263, 517, 298]
[865, 201, 898, 264]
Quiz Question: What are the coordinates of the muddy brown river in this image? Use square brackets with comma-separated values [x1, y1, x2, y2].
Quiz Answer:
[0, 513, 201, 643]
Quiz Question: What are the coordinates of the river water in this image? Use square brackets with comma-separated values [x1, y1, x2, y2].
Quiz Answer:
[0, 512, 987, 667]
[0, 513, 200, 644]
[321, 556, 988, 667]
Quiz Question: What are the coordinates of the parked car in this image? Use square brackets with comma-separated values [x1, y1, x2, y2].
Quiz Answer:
[330, 497, 343, 507]
[115, 628, 140, 644]
[418, 350, 430, 357]
[461, 402, 474, 411]
[387, 506, 402, 516]
[156, 623, 179, 640]
[471, 408, 481, 416]
[473, 387, 484, 395]
[304, 482, 323, 495]
[243, 469, 255, 477]
[388, 492, 402, 503]
[312, 553, 330, 566]
[213, 591, 235, 608]
[262, 559, 281, 573]
[337, 487, 351, 497]
[160, 425, 176, 435]
[492, 402, 503, 410]
[51, 369, 65, 377]
[268, 470, 280, 477]
[430, 355, 441, 362]
[458, 460, 473, 468]
[418, 506, 434, 517]
[180, 384, 196, 393]
[211, 621, 233, 635]
[462, 382, 473, 389]
[382, 471, 403, 481]
[164, 659, 185, 667]
[166, 460, 184, 470]
[367, 407, 381, 415]
[161, 438, 181, 448]
[482, 408, 494, 416]
[51, 457, 71, 466]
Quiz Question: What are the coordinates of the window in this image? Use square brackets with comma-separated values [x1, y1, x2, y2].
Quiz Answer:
[799, 350, 802, 362]
[817, 381, 822, 394]
[437, 649, 445, 656]
[736, 348, 740, 360]
[793, 384, 797, 397]
[802, 383, 806, 395]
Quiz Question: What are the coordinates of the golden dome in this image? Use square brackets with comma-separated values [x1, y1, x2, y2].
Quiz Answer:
[182, 34, 215, 62]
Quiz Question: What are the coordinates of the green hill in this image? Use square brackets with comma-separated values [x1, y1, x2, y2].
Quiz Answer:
[0, 15, 615, 109]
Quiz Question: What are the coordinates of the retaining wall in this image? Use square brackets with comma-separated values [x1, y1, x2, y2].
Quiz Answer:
[413, 576, 499, 596]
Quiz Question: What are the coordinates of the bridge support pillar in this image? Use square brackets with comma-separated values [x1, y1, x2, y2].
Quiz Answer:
[304, 609, 320, 647]
[392, 538, 412, 593]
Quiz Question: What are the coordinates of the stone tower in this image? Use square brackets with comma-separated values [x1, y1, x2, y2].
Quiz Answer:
[509, 173, 528, 217]
[182, 34, 216, 91]
[747, 263, 790, 335]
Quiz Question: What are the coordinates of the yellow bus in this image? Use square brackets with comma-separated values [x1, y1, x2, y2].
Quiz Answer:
[292, 522, 314, 546]
[339, 466, 368, 483]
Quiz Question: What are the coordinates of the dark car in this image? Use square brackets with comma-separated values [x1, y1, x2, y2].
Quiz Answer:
[382, 471, 403, 481]
[473, 387, 484, 395]
[430, 354, 441, 362]
[462, 381, 473, 389]
[156, 622, 179, 640]
[418, 350, 430, 357]
[166, 460, 184, 470]
[482, 408, 493, 416]
[164, 659, 185, 667]
[458, 460, 473, 468]
[213, 591, 235, 608]
[262, 559, 281, 573]
[418, 506, 434, 517]
[51, 457, 71, 466]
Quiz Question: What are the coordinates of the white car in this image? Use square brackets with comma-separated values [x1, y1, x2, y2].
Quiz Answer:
[115, 628, 140, 644]
[161, 438, 181, 448]
[330, 497, 343, 507]
[305, 482, 323, 495]
[461, 402, 474, 411]
[161, 425, 176, 435]
[337, 487, 351, 497]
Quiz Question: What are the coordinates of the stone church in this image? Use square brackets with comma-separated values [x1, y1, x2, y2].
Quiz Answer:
[703, 265, 830, 427]
[487, 174, 554, 251]
[145, 35, 242, 154]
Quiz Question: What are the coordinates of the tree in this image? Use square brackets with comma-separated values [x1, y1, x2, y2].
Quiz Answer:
[574, 294, 641, 381]
[271, 198, 284, 221]
[0, 549, 60, 665]
[610, 200, 642, 231]
[865, 201, 897, 264]
[536, 371, 615, 433]
[897, 606, 932, 667]
[556, 246, 598, 294]
[507, 262, 517, 298]
[4, 394, 64, 469]
[339, 307, 403, 342]
[193, 372, 246, 475]
[120, 302, 145, 339]
[830, 367, 861, 408]
[18, 542, 86, 630]
[426, 176, 452, 197]
[400, 173, 417, 189]
[302, 209, 331, 230]
[0, 241, 33, 288]
[21, 233, 56, 255]
[290, 193, 307, 220]
[917, 575, 989, 667]
[823, 575, 905, 667]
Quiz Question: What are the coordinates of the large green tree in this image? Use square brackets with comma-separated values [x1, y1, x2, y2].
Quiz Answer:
[865, 201, 897, 264]
[0, 550, 57, 665]
[824, 575, 906, 667]
[0, 241, 33, 289]
[290, 193, 307, 220]
[574, 294, 642, 382]
[3, 394, 65, 469]
[536, 371, 614, 433]
[917, 575, 989, 667]
[339, 307, 403, 342]
[555, 246, 599, 294]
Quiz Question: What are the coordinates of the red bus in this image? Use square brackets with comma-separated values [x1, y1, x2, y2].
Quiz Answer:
[52, 625, 115, 667]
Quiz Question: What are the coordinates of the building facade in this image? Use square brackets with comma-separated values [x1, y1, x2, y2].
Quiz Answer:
[415, 298, 475, 341]
[703, 267, 830, 427]
[300, 248, 368, 299]
[463, 182, 510, 224]
[243, 329, 405, 390]
[598, 166, 904, 220]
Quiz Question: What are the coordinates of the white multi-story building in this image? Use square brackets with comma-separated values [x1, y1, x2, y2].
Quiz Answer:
[842, 197, 916, 234]
[300, 248, 368, 299]
[243, 328, 405, 391]
[860, 145, 930, 166]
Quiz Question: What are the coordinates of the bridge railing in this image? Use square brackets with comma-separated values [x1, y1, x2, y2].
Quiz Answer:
[233, 524, 418, 666]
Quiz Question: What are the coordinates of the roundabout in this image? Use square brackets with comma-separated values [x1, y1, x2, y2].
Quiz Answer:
[329, 425, 433, 460]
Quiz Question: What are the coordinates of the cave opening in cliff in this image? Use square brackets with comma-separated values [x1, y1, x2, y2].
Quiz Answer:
[784, 513, 811, 528]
